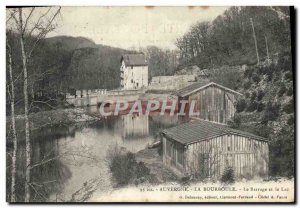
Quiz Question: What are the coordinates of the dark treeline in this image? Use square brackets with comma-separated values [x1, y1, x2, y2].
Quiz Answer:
[176, 6, 291, 69]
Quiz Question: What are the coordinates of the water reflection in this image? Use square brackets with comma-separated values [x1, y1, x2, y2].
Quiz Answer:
[119, 114, 149, 139]
[7, 109, 179, 202]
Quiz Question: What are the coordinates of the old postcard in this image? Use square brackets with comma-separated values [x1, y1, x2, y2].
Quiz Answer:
[6, 6, 295, 203]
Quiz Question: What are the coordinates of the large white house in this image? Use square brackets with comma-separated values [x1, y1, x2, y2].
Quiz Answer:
[120, 54, 148, 90]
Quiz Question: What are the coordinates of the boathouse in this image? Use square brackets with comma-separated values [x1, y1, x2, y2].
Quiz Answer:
[176, 81, 243, 124]
[161, 119, 269, 179]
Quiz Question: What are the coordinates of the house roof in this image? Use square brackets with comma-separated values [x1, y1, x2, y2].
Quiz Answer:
[121, 54, 148, 66]
[175, 81, 243, 97]
[161, 119, 268, 145]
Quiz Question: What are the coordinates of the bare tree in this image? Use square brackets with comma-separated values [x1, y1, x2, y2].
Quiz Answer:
[8, 7, 61, 202]
[6, 33, 18, 202]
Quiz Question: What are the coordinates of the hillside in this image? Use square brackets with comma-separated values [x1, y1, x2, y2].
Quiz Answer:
[176, 6, 291, 69]
[45, 36, 96, 51]
[45, 36, 138, 90]
[229, 52, 294, 177]
[67, 45, 131, 90]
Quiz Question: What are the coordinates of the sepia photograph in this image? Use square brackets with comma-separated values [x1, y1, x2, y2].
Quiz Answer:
[5, 6, 295, 203]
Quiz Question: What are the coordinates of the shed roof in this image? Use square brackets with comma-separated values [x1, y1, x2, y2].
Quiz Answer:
[162, 119, 267, 145]
[175, 81, 243, 97]
[121, 54, 148, 66]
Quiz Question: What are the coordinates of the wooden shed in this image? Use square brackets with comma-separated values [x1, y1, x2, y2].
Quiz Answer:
[176, 81, 243, 124]
[161, 119, 269, 180]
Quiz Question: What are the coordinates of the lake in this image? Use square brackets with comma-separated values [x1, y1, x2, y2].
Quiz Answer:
[7, 106, 179, 202]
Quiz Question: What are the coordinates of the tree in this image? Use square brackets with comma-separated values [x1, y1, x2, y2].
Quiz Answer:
[6, 33, 18, 202]
[7, 7, 61, 202]
[175, 7, 291, 69]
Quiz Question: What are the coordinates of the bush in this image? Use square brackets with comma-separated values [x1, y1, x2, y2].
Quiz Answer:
[278, 84, 286, 97]
[287, 115, 294, 126]
[252, 73, 261, 83]
[245, 92, 250, 98]
[220, 167, 235, 184]
[250, 91, 257, 101]
[284, 72, 293, 81]
[262, 102, 280, 122]
[228, 115, 241, 129]
[257, 66, 267, 75]
[244, 68, 253, 79]
[107, 146, 150, 185]
[257, 90, 265, 101]
[136, 162, 150, 179]
[282, 101, 294, 114]
[286, 87, 293, 96]
[243, 82, 251, 90]
[265, 67, 274, 81]
[236, 99, 246, 112]
[257, 102, 265, 112]
[246, 101, 258, 112]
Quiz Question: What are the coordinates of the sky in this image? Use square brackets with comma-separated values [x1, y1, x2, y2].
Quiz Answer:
[7, 6, 228, 50]
[47, 6, 230, 50]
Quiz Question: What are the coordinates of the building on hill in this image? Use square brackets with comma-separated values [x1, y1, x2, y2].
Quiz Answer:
[161, 119, 269, 179]
[120, 54, 148, 90]
[175, 81, 243, 124]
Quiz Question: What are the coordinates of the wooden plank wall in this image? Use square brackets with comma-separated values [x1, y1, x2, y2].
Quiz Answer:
[189, 85, 236, 124]
[185, 135, 269, 179]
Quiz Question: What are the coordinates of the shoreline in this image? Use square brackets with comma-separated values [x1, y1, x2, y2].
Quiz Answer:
[6, 107, 101, 144]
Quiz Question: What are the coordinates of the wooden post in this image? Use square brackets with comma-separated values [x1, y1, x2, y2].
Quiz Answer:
[250, 18, 260, 65]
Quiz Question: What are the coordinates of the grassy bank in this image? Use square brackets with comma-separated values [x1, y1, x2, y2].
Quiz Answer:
[135, 148, 178, 184]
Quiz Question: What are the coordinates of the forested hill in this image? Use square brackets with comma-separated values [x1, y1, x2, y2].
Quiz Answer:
[45, 36, 133, 91]
[67, 44, 131, 90]
[6, 34, 132, 111]
[45, 36, 97, 51]
[44, 36, 130, 90]
[230, 52, 294, 177]
[176, 6, 291, 69]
